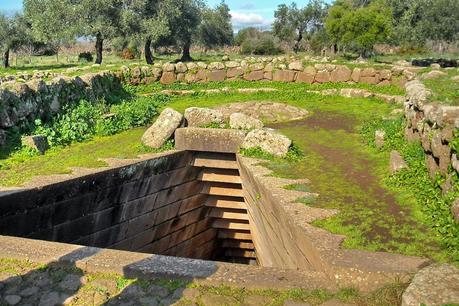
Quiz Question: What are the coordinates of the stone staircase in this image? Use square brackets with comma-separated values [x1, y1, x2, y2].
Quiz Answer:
[192, 152, 257, 264]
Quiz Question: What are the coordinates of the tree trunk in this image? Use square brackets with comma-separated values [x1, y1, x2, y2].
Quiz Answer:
[181, 40, 192, 62]
[95, 32, 104, 64]
[144, 37, 153, 65]
[3, 49, 10, 68]
[294, 31, 303, 54]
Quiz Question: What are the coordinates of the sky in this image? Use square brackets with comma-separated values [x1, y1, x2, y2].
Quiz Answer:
[0, 0, 330, 32]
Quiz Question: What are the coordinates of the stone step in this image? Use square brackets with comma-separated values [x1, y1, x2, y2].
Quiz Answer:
[224, 249, 256, 259]
[198, 168, 242, 184]
[209, 209, 249, 221]
[218, 230, 252, 240]
[204, 197, 246, 210]
[192, 152, 238, 169]
[201, 182, 244, 197]
[212, 219, 251, 230]
[221, 240, 254, 250]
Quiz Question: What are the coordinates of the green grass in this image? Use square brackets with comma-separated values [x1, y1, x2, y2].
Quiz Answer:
[134, 79, 405, 96]
[0, 128, 151, 187]
[423, 69, 459, 105]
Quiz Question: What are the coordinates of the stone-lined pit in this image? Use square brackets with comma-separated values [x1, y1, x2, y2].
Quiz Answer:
[0, 127, 429, 292]
[0, 149, 257, 265]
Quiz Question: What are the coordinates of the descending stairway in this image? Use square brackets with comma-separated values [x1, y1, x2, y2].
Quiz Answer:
[192, 152, 257, 264]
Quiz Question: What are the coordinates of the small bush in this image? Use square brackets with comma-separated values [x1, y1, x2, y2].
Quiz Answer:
[35, 100, 102, 146]
[122, 48, 139, 60]
[78, 52, 94, 63]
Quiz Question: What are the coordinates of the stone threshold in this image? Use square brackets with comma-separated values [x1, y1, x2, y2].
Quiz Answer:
[0, 235, 335, 291]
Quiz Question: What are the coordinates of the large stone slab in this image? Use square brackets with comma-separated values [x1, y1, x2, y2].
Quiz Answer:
[402, 264, 459, 306]
[175, 128, 246, 153]
[141, 108, 183, 148]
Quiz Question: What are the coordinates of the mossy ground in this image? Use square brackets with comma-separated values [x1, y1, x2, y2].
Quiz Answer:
[422, 69, 459, 105]
[0, 258, 406, 306]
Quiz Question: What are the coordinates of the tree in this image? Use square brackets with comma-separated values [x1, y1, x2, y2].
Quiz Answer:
[121, 0, 172, 64]
[24, 0, 77, 62]
[165, 0, 204, 61]
[197, 2, 233, 52]
[273, 0, 327, 53]
[0, 13, 30, 68]
[76, 0, 123, 64]
[325, 0, 392, 57]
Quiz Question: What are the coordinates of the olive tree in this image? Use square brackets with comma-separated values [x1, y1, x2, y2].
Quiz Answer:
[197, 2, 233, 52]
[325, 0, 392, 57]
[76, 0, 123, 64]
[0, 13, 31, 68]
[165, 0, 204, 61]
[24, 0, 77, 62]
[121, 0, 173, 64]
[273, 0, 327, 53]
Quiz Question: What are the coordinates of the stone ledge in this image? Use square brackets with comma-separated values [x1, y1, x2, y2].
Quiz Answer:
[175, 128, 246, 153]
[0, 235, 336, 291]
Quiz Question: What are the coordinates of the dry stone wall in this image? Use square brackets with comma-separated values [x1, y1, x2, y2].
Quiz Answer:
[0, 59, 409, 147]
[404, 80, 459, 192]
[0, 72, 122, 146]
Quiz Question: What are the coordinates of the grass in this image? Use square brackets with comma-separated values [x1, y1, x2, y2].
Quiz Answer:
[0, 128, 151, 187]
[422, 69, 459, 105]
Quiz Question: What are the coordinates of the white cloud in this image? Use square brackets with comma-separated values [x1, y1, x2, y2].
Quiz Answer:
[230, 11, 272, 31]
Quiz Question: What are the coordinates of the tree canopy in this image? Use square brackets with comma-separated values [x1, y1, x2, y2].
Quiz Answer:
[197, 2, 233, 51]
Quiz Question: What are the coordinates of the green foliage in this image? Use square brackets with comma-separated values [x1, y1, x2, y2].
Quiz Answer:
[325, 0, 392, 56]
[24, 0, 77, 54]
[361, 117, 459, 263]
[35, 100, 101, 146]
[78, 52, 94, 63]
[273, 0, 327, 52]
[197, 2, 233, 50]
[237, 29, 283, 55]
[240, 142, 304, 163]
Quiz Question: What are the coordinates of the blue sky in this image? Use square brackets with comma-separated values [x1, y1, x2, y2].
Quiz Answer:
[0, 0, 330, 31]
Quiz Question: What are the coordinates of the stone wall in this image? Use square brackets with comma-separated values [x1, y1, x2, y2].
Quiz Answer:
[0, 72, 122, 146]
[0, 58, 414, 147]
[119, 60, 408, 87]
[0, 151, 218, 259]
[404, 80, 459, 193]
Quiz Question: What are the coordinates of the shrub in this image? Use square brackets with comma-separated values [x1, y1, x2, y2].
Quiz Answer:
[35, 100, 102, 146]
[78, 52, 94, 63]
[122, 48, 139, 60]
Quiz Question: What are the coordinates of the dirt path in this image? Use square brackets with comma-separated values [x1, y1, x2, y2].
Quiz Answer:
[267, 111, 439, 254]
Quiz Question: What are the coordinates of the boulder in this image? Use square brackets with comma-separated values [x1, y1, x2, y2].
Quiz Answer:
[160, 72, 176, 85]
[207, 70, 226, 82]
[330, 66, 351, 82]
[208, 62, 225, 70]
[141, 108, 183, 149]
[184, 107, 224, 127]
[227, 68, 244, 78]
[288, 61, 303, 71]
[315, 70, 330, 83]
[163, 63, 175, 72]
[242, 128, 292, 157]
[390, 150, 408, 174]
[402, 264, 459, 306]
[375, 130, 385, 149]
[21, 135, 49, 154]
[452, 75, 459, 82]
[225, 61, 240, 68]
[351, 68, 361, 82]
[175, 62, 187, 73]
[273, 70, 296, 82]
[230, 113, 264, 130]
[244, 70, 264, 81]
[250, 63, 265, 71]
[420, 70, 447, 80]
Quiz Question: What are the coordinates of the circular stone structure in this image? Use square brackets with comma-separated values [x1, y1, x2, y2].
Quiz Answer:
[214, 101, 309, 123]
